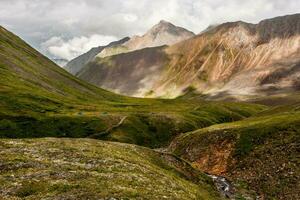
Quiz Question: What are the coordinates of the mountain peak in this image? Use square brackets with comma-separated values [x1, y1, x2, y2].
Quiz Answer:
[147, 20, 194, 37]
[150, 20, 176, 32]
[158, 20, 172, 25]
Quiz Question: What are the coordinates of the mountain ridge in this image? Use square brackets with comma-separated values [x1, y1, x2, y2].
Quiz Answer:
[78, 13, 300, 99]
[64, 37, 130, 75]
[122, 20, 195, 50]
[65, 20, 194, 75]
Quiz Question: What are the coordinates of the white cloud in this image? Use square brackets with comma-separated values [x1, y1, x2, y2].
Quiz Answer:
[123, 13, 138, 22]
[42, 34, 117, 60]
[0, 0, 299, 60]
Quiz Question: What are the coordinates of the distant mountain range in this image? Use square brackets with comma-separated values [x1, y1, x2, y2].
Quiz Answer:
[68, 14, 300, 100]
[65, 20, 195, 76]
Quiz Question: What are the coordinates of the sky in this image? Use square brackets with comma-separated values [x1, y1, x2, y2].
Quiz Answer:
[0, 0, 299, 61]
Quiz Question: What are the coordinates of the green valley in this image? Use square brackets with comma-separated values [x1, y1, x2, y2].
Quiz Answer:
[0, 26, 264, 148]
[0, 11, 299, 200]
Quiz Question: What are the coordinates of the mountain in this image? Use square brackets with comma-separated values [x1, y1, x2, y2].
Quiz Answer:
[78, 46, 168, 96]
[78, 14, 300, 99]
[125, 20, 195, 50]
[77, 20, 195, 97]
[0, 25, 128, 106]
[64, 46, 104, 75]
[97, 20, 195, 58]
[64, 37, 130, 75]
[52, 58, 69, 67]
[160, 14, 300, 99]
[66, 20, 194, 76]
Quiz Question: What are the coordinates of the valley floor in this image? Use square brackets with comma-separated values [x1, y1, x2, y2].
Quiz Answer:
[1, 103, 299, 199]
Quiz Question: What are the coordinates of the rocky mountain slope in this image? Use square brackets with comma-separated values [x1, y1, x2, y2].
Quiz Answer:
[125, 20, 195, 50]
[79, 46, 168, 96]
[65, 20, 194, 75]
[78, 14, 300, 99]
[98, 20, 195, 58]
[64, 37, 130, 75]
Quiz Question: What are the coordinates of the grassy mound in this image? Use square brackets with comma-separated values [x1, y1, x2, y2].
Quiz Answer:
[170, 103, 300, 199]
[0, 138, 224, 200]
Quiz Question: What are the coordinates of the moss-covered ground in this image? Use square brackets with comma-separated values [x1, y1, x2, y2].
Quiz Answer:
[0, 138, 225, 200]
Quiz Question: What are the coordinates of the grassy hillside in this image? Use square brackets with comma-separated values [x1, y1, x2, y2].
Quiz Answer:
[0, 138, 225, 200]
[170, 103, 300, 199]
[0, 25, 265, 148]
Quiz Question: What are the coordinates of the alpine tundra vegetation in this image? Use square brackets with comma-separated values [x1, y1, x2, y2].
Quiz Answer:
[0, 1, 299, 199]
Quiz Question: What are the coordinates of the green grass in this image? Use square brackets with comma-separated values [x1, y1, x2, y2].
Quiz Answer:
[0, 138, 225, 200]
[0, 26, 265, 147]
[170, 104, 300, 199]
[0, 95, 265, 148]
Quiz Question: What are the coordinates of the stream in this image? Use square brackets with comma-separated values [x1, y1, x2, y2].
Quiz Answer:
[207, 174, 233, 198]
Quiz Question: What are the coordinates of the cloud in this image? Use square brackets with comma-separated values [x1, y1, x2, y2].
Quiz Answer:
[41, 34, 117, 60]
[0, 0, 299, 60]
[123, 14, 138, 22]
